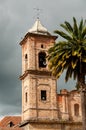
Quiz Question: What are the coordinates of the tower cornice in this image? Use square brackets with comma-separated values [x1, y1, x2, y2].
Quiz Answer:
[19, 32, 57, 46]
[19, 69, 52, 80]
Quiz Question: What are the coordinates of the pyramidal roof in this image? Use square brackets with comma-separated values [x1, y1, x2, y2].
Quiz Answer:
[28, 18, 51, 36]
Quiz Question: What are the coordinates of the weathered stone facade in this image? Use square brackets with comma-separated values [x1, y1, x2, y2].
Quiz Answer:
[58, 89, 82, 122]
[22, 121, 82, 130]
[19, 19, 82, 130]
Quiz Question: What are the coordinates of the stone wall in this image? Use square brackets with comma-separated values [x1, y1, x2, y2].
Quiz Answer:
[58, 89, 82, 122]
[21, 120, 82, 130]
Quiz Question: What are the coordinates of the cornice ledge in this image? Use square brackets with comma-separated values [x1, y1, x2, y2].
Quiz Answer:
[19, 69, 53, 80]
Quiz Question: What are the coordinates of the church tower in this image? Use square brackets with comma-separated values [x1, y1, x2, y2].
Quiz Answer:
[19, 19, 58, 129]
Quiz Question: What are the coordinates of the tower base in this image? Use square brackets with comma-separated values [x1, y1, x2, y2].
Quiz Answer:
[20, 119, 82, 130]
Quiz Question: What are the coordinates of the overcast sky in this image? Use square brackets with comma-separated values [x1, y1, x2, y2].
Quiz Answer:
[0, 0, 86, 119]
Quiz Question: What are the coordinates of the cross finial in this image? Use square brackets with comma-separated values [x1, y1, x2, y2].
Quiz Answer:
[34, 8, 42, 19]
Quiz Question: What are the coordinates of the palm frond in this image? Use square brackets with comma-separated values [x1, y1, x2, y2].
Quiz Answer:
[82, 27, 86, 38]
[65, 66, 72, 82]
[79, 19, 83, 32]
[64, 21, 73, 33]
[48, 17, 86, 84]
[73, 17, 79, 38]
[60, 22, 73, 35]
[54, 30, 72, 41]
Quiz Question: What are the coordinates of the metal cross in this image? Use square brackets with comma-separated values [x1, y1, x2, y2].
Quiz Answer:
[34, 8, 42, 19]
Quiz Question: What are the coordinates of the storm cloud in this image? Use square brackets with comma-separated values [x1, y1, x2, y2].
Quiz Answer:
[0, 0, 85, 118]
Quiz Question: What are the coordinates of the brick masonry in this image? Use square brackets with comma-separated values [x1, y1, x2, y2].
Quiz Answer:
[19, 21, 82, 129]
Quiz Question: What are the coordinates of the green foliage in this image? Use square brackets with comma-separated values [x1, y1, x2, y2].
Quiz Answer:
[48, 17, 86, 83]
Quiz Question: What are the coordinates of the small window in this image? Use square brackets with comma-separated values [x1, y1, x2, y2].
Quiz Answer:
[8, 121, 14, 127]
[41, 90, 46, 101]
[41, 44, 43, 48]
[25, 92, 28, 103]
[25, 54, 28, 70]
[25, 54, 28, 60]
[74, 104, 79, 116]
[38, 52, 46, 68]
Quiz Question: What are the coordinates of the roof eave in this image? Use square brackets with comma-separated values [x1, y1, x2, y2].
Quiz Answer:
[19, 32, 58, 46]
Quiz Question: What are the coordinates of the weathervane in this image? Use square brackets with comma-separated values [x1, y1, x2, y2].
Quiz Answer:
[34, 8, 42, 19]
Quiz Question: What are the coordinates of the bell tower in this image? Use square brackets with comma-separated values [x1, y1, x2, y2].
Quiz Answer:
[19, 18, 58, 129]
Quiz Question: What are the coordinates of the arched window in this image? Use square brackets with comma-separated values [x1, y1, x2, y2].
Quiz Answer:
[38, 52, 47, 68]
[74, 104, 79, 116]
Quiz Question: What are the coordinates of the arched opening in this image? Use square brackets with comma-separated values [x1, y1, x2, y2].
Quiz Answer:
[74, 104, 79, 116]
[38, 52, 47, 68]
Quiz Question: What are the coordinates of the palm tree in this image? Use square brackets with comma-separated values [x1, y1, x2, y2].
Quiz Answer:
[48, 17, 86, 130]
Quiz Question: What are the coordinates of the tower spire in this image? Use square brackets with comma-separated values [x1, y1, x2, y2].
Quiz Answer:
[28, 18, 51, 35]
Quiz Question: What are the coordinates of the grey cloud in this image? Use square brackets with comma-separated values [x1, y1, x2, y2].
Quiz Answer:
[0, 104, 21, 118]
[0, 0, 86, 119]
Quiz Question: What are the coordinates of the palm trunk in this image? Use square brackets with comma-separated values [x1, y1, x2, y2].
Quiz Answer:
[81, 89, 86, 130]
[78, 73, 86, 130]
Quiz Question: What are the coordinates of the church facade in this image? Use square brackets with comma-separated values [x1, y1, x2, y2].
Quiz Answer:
[19, 19, 82, 130]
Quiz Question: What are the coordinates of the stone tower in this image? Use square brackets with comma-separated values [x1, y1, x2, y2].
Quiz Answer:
[19, 19, 58, 129]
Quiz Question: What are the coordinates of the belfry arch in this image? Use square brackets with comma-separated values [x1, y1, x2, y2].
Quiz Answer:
[38, 52, 46, 68]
